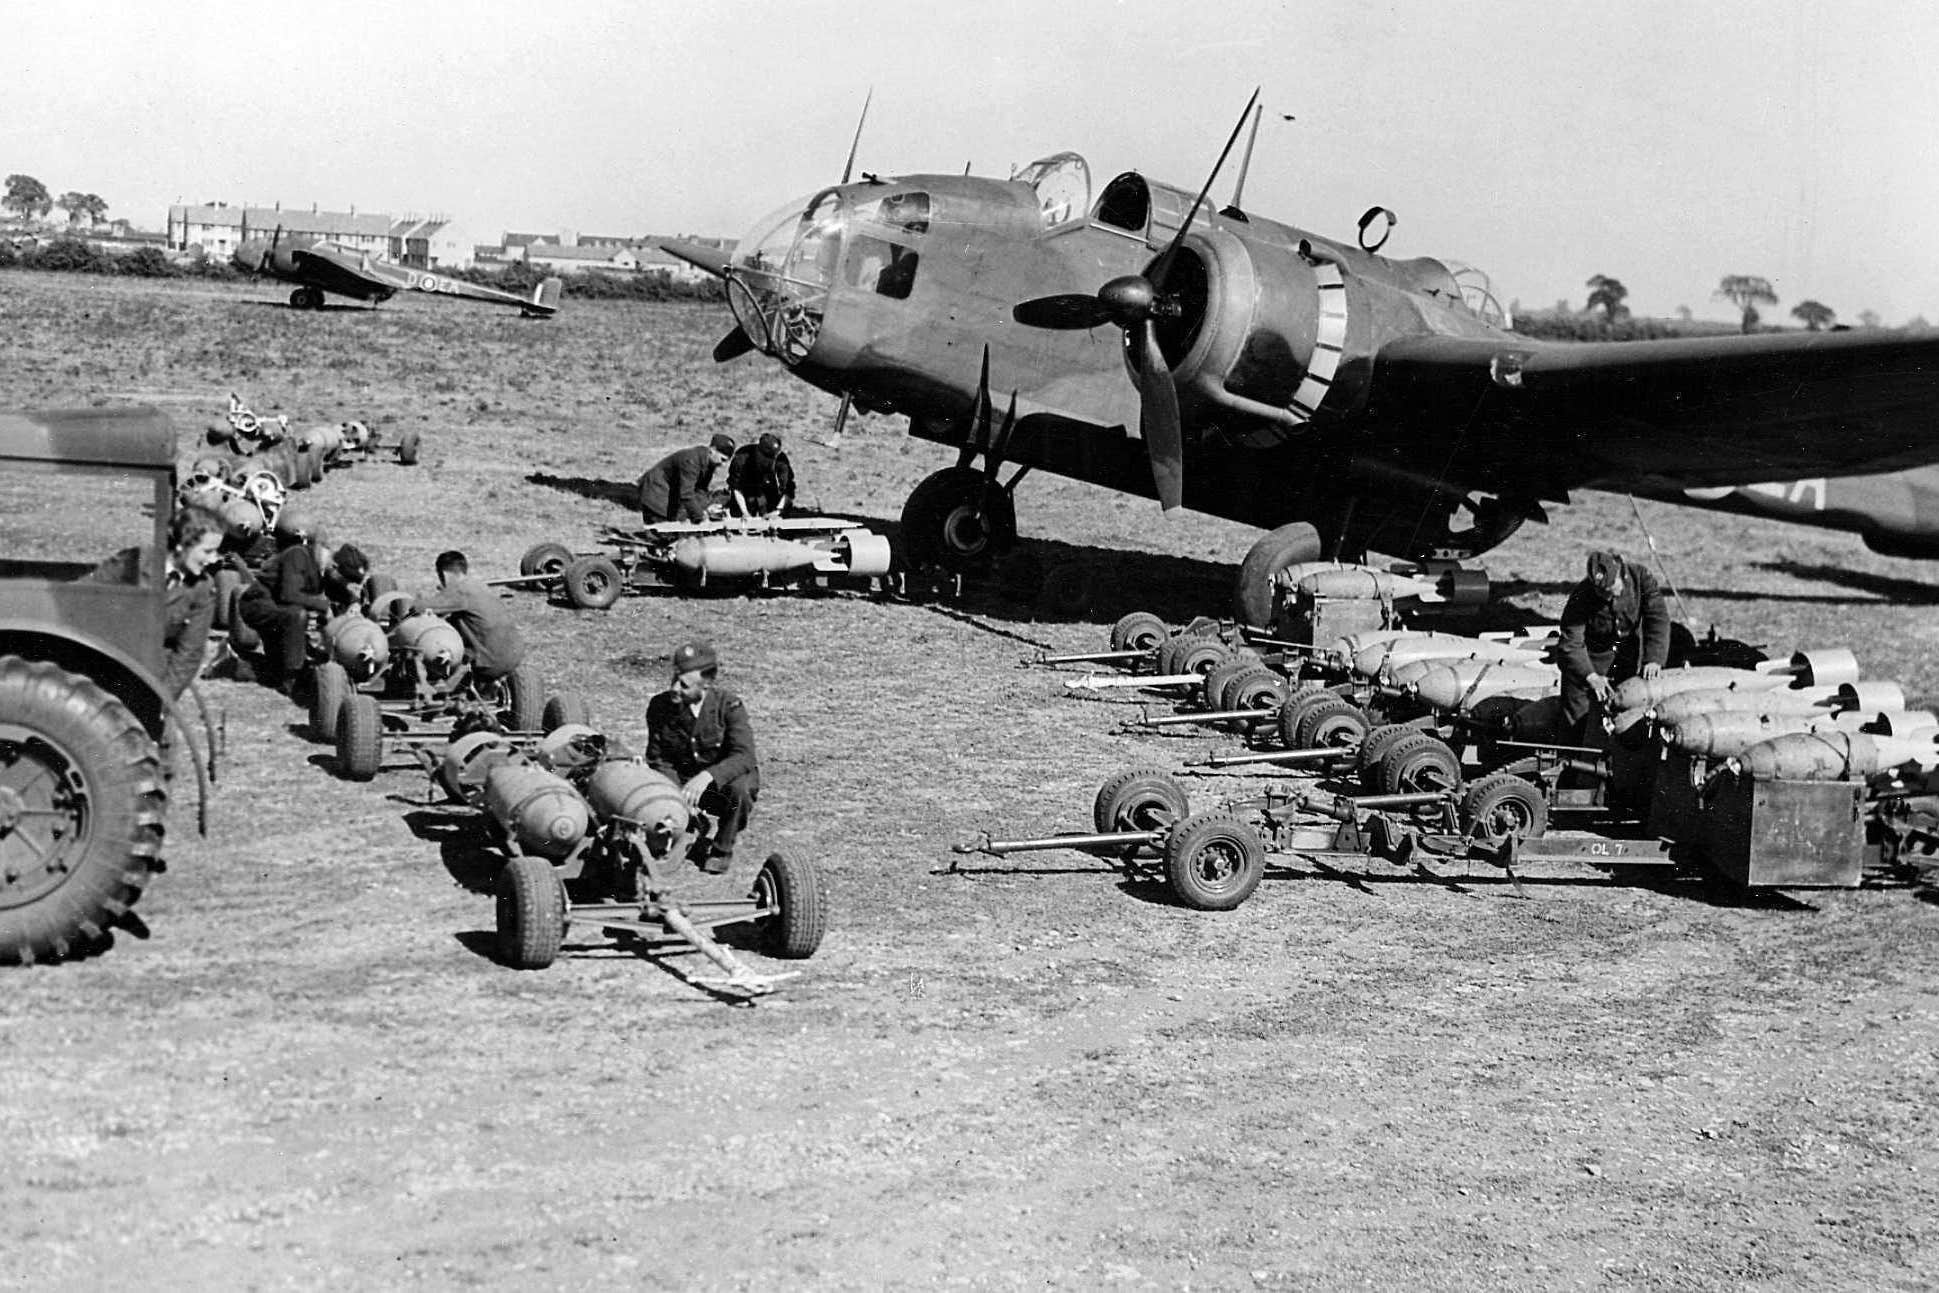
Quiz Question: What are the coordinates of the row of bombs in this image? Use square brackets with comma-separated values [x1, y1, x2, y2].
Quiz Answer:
[1052, 615, 1939, 857]
[429, 715, 827, 984]
[180, 414, 422, 544]
[210, 393, 423, 464]
[305, 597, 565, 781]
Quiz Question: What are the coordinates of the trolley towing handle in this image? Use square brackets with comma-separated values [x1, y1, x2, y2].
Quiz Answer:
[1065, 671, 1205, 692]
[1031, 647, 1150, 667]
[951, 828, 1164, 860]
[1134, 704, 1279, 729]
[1187, 743, 1360, 769]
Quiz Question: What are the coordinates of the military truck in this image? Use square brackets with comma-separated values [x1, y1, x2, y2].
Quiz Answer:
[0, 407, 179, 963]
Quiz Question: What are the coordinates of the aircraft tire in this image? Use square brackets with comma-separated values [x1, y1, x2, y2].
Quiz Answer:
[1232, 521, 1323, 628]
[0, 657, 166, 966]
[899, 467, 1015, 571]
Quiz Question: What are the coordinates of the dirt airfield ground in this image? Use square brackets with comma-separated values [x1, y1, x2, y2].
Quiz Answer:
[2, 271, 1936, 1289]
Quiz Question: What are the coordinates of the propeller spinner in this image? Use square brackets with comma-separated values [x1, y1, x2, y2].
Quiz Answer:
[1012, 90, 1259, 511]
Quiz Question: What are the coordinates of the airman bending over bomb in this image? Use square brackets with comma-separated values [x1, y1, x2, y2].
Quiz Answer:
[419, 550, 528, 683]
[644, 640, 759, 874]
[638, 433, 735, 524]
[1557, 548, 1670, 738]
[726, 432, 796, 518]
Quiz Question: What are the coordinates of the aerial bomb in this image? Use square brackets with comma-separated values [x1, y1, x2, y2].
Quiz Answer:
[1646, 680, 1905, 728]
[482, 763, 590, 859]
[323, 612, 390, 679]
[585, 762, 690, 835]
[1409, 661, 1558, 711]
[389, 613, 464, 673]
[1352, 632, 1551, 681]
[1733, 730, 1939, 782]
[667, 531, 893, 580]
[1612, 649, 1860, 711]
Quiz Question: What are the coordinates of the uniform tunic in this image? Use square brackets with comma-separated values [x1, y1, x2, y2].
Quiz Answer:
[237, 542, 331, 684]
[725, 444, 796, 517]
[420, 575, 527, 682]
[637, 445, 720, 523]
[1557, 556, 1671, 724]
[89, 547, 214, 700]
[645, 685, 760, 854]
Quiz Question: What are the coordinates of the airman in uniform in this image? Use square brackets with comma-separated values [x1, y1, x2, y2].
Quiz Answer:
[643, 640, 758, 873]
[1557, 548, 1670, 736]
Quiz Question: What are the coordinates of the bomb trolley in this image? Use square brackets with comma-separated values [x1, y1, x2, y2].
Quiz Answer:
[445, 731, 827, 994]
[951, 761, 1685, 910]
[499, 516, 895, 609]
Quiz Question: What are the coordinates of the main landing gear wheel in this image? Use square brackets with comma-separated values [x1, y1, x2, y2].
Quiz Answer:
[290, 286, 324, 310]
[496, 856, 566, 970]
[1232, 521, 1323, 628]
[0, 657, 166, 965]
[899, 467, 1016, 571]
[1164, 812, 1266, 911]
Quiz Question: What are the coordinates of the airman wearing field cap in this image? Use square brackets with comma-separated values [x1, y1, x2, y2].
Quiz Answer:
[637, 432, 736, 525]
[1557, 548, 1670, 734]
[644, 639, 759, 872]
[726, 430, 796, 517]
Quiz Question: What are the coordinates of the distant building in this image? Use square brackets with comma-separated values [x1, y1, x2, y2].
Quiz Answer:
[521, 241, 641, 273]
[167, 204, 391, 259]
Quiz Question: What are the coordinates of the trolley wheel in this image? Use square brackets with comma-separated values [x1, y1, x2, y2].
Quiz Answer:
[1164, 813, 1267, 911]
[562, 556, 623, 610]
[753, 851, 827, 959]
[336, 693, 383, 781]
[1200, 654, 1261, 711]
[1276, 689, 1346, 750]
[1294, 696, 1366, 750]
[1378, 733, 1462, 796]
[540, 692, 590, 733]
[1092, 766, 1190, 834]
[1226, 666, 1290, 716]
[519, 541, 574, 579]
[1461, 773, 1549, 845]
[495, 856, 565, 969]
[1109, 611, 1167, 654]
[1357, 722, 1424, 791]
[1170, 637, 1229, 679]
[499, 662, 545, 733]
[309, 661, 350, 740]
[396, 428, 421, 466]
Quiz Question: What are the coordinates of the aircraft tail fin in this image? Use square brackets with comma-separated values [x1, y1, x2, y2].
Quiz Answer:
[525, 276, 563, 317]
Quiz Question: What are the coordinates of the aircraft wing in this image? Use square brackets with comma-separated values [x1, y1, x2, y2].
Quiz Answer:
[288, 245, 393, 299]
[1364, 329, 1939, 497]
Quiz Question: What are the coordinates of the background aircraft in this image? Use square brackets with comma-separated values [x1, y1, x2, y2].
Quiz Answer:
[233, 231, 562, 317]
[666, 101, 1939, 622]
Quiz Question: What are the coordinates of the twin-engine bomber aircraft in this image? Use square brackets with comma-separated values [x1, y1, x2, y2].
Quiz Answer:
[233, 231, 562, 318]
[665, 96, 1939, 622]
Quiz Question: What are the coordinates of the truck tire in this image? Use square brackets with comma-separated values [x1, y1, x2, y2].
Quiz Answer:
[337, 693, 383, 780]
[309, 662, 350, 741]
[562, 556, 623, 610]
[0, 657, 166, 965]
[1164, 812, 1266, 911]
[495, 856, 565, 969]
[1092, 766, 1190, 834]
[754, 851, 826, 959]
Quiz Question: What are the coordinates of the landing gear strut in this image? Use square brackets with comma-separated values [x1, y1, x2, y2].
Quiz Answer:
[899, 346, 1030, 572]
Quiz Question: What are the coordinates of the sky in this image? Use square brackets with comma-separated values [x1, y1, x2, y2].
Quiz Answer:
[7, 0, 1938, 324]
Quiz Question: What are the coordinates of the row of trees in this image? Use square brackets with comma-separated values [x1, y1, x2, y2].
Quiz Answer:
[1583, 271, 1848, 333]
[4, 174, 108, 227]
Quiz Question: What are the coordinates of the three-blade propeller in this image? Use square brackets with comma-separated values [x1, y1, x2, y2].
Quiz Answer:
[1010, 89, 1259, 511]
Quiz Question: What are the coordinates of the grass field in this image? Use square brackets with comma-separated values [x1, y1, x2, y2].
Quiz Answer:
[2, 270, 1936, 1288]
